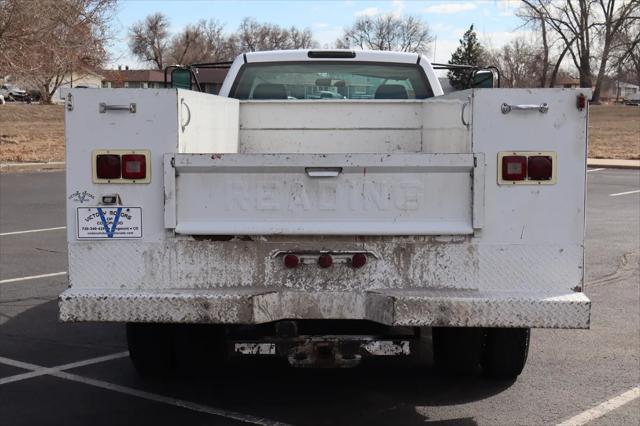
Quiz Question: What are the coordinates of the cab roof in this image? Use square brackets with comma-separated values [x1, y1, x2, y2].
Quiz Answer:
[244, 49, 422, 64]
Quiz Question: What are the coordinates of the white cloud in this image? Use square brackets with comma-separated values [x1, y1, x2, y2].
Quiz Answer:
[497, 0, 520, 16]
[355, 7, 380, 17]
[313, 22, 330, 29]
[422, 2, 477, 14]
[391, 0, 405, 17]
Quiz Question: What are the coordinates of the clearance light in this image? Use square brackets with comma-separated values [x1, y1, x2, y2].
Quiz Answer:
[283, 254, 300, 268]
[351, 253, 367, 269]
[318, 254, 333, 268]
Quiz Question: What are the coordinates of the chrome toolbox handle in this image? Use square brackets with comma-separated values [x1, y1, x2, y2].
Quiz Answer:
[99, 102, 136, 113]
[501, 103, 548, 114]
[305, 167, 343, 177]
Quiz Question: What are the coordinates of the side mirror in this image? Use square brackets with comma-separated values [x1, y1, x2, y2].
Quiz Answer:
[472, 70, 495, 88]
[171, 68, 192, 90]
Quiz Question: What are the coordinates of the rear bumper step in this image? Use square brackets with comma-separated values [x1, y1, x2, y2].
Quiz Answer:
[59, 288, 590, 329]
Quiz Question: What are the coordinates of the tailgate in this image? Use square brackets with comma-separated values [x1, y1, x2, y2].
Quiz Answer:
[164, 153, 484, 235]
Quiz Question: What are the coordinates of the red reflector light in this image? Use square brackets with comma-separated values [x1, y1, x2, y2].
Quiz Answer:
[528, 156, 553, 180]
[318, 254, 333, 268]
[283, 254, 299, 268]
[122, 154, 146, 180]
[96, 154, 121, 179]
[502, 155, 527, 181]
[577, 94, 587, 111]
[351, 253, 367, 269]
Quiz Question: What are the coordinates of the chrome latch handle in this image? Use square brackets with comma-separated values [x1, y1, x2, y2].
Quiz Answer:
[99, 103, 136, 113]
[501, 103, 548, 114]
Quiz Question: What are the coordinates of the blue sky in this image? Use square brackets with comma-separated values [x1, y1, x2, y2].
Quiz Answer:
[109, 1, 527, 67]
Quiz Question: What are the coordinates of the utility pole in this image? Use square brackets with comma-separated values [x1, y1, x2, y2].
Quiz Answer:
[433, 35, 437, 62]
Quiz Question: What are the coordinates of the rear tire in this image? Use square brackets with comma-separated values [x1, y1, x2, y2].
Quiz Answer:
[482, 328, 530, 379]
[433, 327, 484, 375]
[127, 323, 177, 377]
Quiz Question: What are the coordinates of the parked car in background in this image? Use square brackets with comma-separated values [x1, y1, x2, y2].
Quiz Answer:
[1, 83, 31, 102]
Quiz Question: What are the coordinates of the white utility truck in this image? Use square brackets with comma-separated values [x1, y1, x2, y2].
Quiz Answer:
[60, 50, 591, 378]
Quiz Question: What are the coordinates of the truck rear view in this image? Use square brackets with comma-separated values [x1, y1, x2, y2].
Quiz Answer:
[60, 50, 590, 379]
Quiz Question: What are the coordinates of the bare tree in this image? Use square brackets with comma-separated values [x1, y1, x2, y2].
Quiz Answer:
[337, 14, 432, 54]
[591, 0, 640, 101]
[0, 0, 116, 103]
[610, 20, 640, 85]
[521, 0, 639, 101]
[168, 23, 209, 65]
[200, 19, 237, 61]
[288, 26, 316, 49]
[488, 38, 548, 88]
[128, 12, 170, 69]
[232, 18, 316, 53]
[518, 2, 552, 87]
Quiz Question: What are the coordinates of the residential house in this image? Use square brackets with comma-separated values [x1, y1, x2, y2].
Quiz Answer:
[54, 69, 104, 101]
[100, 67, 229, 94]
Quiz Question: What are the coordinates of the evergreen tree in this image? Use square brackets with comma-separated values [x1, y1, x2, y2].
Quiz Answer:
[448, 25, 486, 89]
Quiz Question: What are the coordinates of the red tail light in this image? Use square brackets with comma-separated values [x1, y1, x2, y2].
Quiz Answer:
[502, 156, 527, 181]
[318, 254, 333, 268]
[122, 154, 147, 180]
[528, 156, 553, 180]
[283, 254, 299, 268]
[96, 154, 121, 179]
[351, 253, 367, 268]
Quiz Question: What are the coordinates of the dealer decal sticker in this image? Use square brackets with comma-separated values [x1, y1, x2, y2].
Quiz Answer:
[77, 207, 142, 239]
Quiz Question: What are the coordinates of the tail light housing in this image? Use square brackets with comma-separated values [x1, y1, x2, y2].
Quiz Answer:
[498, 151, 557, 185]
[92, 150, 151, 183]
[527, 156, 553, 180]
[96, 154, 121, 179]
[122, 154, 147, 180]
[501, 156, 527, 181]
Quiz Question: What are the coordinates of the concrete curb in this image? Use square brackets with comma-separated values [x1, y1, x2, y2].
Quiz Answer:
[587, 159, 640, 169]
[0, 162, 65, 173]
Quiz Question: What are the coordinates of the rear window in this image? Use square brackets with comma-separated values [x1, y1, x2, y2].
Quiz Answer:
[230, 62, 433, 100]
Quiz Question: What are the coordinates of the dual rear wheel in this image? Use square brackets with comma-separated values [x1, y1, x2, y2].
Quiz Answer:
[127, 323, 226, 377]
[432, 327, 530, 379]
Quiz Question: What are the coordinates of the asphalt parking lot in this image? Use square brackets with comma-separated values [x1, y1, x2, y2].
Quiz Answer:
[0, 168, 638, 426]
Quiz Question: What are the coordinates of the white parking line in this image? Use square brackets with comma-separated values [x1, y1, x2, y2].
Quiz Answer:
[54, 371, 290, 425]
[587, 168, 605, 173]
[0, 353, 290, 425]
[609, 189, 640, 197]
[557, 386, 640, 425]
[0, 226, 66, 236]
[0, 352, 129, 385]
[0, 271, 67, 284]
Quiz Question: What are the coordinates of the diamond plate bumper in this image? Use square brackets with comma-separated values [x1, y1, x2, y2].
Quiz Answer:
[59, 288, 590, 329]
